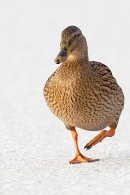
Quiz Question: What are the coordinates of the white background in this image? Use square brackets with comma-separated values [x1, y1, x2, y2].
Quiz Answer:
[0, 1, 130, 195]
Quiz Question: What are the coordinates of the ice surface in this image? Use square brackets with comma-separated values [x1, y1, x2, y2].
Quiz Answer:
[0, 0, 130, 195]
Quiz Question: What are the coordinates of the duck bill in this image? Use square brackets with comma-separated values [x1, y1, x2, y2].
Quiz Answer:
[54, 49, 67, 64]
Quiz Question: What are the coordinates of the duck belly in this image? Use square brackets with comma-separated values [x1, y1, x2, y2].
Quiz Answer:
[44, 75, 124, 131]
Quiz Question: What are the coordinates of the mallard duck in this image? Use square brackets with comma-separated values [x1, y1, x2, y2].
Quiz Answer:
[43, 26, 124, 164]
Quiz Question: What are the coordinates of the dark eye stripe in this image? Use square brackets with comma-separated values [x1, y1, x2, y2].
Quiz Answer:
[68, 33, 81, 47]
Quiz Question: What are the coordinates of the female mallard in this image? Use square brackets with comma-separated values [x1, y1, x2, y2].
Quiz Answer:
[43, 26, 124, 164]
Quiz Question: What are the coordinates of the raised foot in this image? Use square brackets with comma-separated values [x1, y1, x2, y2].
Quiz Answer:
[84, 132, 104, 150]
[84, 128, 115, 150]
[69, 153, 99, 164]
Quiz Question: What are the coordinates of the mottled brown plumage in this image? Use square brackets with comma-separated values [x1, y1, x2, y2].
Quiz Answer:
[43, 26, 124, 163]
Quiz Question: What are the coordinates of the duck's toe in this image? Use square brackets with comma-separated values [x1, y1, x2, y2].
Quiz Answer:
[84, 128, 115, 150]
[69, 153, 99, 164]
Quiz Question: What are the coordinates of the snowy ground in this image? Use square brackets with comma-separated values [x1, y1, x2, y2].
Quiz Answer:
[0, 1, 130, 195]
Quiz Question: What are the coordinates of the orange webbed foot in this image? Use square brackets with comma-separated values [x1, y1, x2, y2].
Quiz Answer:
[84, 128, 115, 150]
[69, 153, 99, 164]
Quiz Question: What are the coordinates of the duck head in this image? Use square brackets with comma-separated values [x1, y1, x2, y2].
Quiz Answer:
[54, 26, 88, 64]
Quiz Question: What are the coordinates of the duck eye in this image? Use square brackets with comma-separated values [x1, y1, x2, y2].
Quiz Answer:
[73, 33, 80, 39]
[73, 34, 77, 38]
[64, 46, 67, 52]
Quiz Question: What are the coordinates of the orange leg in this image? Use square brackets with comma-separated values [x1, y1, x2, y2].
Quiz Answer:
[84, 128, 115, 150]
[70, 129, 99, 164]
